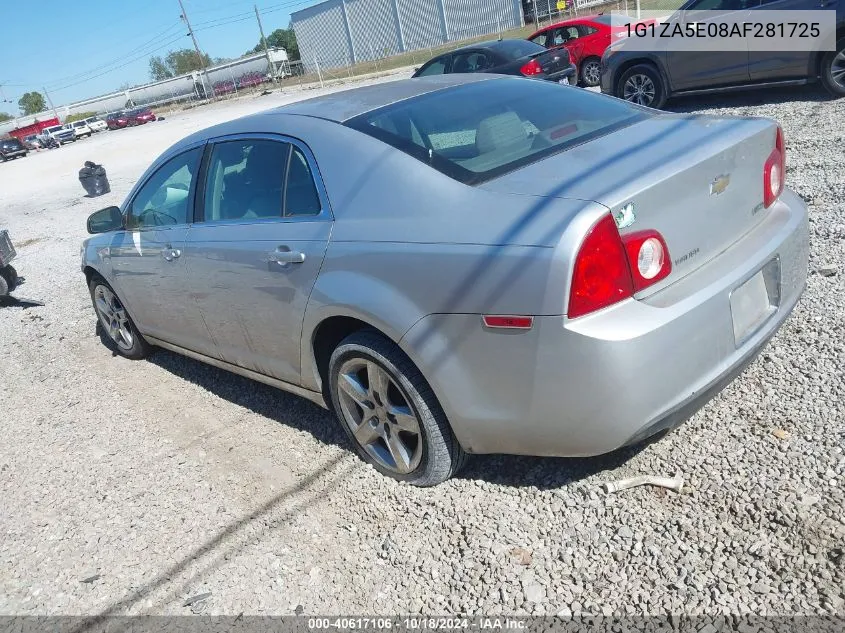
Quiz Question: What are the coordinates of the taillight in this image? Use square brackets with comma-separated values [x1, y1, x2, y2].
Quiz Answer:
[568, 215, 672, 318]
[520, 59, 543, 76]
[763, 126, 785, 208]
[623, 231, 672, 292]
[568, 215, 634, 319]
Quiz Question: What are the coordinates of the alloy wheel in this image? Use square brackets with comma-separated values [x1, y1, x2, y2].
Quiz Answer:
[582, 60, 601, 86]
[336, 358, 423, 475]
[832, 49, 845, 91]
[93, 285, 134, 351]
[623, 74, 656, 106]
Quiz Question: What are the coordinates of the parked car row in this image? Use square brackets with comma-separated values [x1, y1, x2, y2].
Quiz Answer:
[106, 108, 157, 130]
[527, 6, 845, 106]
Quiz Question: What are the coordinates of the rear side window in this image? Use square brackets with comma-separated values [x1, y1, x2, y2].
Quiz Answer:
[202, 139, 321, 222]
[285, 147, 321, 216]
[346, 78, 648, 185]
[204, 139, 288, 222]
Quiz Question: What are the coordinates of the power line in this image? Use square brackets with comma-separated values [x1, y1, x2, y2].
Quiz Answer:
[42, 23, 184, 90]
[48, 34, 187, 93]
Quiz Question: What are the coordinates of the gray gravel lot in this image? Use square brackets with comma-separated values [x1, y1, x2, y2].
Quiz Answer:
[0, 80, 842, 617]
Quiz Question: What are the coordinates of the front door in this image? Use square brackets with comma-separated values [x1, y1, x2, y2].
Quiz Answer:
[109, 145, 214, 355]
[184, 135, 332, 384]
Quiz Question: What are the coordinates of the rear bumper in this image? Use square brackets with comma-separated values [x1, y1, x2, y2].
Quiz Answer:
[544, 63, 577, 83]
[1, 150, 27, 159]
[401, 188, 809, 456]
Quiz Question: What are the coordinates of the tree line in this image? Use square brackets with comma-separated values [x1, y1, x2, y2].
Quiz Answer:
[148, 28, 299, 81]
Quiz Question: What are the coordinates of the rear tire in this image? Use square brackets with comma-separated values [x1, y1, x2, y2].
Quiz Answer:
[2, 265, 17, 291]
[89, 275, 151, 360]
[617, 63, 667, 109]
[0, 274, 7, 297]
[328, 330, 467, 486]
[820, 38, 845, 97]
[580, 56, 602, 87]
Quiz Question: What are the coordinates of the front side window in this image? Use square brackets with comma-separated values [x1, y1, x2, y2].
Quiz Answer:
[416, 58, 449, 76]
[128, 146, 202, 228]
[346, 78, 648, 185]
[203, 139, 288, 222]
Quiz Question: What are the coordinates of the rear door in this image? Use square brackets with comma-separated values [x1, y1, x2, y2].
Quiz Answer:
[184, 134, 332, 384]
[667, 0, 754, 89]
[747, 0, 814, 80]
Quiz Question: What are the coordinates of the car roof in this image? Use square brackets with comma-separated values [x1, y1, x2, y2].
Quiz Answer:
[273, 74, 496, 122]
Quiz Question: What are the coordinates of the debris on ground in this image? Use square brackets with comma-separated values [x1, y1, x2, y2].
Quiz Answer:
[603, 475, 684, 494]
[182, 592, 212, 607]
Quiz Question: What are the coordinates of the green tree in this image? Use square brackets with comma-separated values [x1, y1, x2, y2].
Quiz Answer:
[18, 91, 46, 116]
[0, 112, 12, 123]
[149, 56, 174, 81]
[148, 49, 211, 80]
[248, 28, 299, 61]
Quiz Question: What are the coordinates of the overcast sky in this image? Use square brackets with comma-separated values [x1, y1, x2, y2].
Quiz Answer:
[0, 0, 309, 115]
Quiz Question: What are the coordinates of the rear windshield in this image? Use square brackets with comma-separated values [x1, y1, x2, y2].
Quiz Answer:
[45, 126, 62, 133]
[492, 39, 546, 60]
[345, 78, 648, 185]
[1, 139, 22, 148]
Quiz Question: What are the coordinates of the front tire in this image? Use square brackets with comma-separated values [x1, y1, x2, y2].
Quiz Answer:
[618, 63, 666, 109]
[580, 57, 602, 87]
[89, 276, 151, 360]
[328, 330, 467, 486]
[820, 38, 845, 97]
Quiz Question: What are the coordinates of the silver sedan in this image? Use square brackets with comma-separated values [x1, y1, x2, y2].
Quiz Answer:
[81, 74, 809, 485]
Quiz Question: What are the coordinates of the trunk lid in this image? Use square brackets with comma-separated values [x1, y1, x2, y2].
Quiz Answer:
[533, 47, 570, 75]
[480, 115, 780, 292]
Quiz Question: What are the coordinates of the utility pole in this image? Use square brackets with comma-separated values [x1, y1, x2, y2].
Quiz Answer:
[177, 0, 212, 100]
[43, 87, 59, 121]
[254, 5, 281, 88]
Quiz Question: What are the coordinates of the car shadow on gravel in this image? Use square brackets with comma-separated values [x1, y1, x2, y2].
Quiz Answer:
[664, 83, 836, 113]
[457, 435, 660, 490]
[148, 349, 347, 447]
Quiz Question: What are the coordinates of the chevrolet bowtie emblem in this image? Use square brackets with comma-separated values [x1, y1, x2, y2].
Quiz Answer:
[710, 174, 730, 196]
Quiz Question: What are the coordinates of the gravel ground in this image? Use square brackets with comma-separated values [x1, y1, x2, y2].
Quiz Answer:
[0, 78, 842, 617]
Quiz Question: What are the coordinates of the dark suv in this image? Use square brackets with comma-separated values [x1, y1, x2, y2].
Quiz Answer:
[600, 0, 845, 108]
[0, 137, 28, 161]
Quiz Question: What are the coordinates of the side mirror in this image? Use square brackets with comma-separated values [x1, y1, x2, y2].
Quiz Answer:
[87, 206, 124, 234]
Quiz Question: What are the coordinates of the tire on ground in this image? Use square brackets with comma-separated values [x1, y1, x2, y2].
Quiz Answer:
[617, 63, 667, 109]
[328, 329, 468, 486]
[820, 38, 845, 97]
[88, 275, 152, 360]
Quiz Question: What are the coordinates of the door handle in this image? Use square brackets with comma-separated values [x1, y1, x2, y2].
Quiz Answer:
[160, 246, 181, 261]
[268, 247, 306, 265]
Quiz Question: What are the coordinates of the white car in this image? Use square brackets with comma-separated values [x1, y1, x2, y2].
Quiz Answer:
[84, 117, 108, 133]
[68, 121, 93, 139]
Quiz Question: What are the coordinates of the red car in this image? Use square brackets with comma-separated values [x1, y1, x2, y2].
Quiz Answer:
[528, 14, 644, 87]
[106, 112, 130, 130]
[127, 108, 157, 125]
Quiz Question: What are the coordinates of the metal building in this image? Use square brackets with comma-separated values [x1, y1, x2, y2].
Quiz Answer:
[291, 0, 524, 71]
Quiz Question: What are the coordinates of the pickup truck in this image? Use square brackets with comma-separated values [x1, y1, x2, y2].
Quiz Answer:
[40, 124, 76, 145]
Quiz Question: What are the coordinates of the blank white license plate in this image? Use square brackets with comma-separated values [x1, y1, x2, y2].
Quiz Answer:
[730, 268, 776, 346]
[559, 77, 570, 85]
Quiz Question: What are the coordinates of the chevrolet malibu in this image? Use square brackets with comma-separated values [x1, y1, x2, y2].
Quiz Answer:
[81, 75, 808, 486]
